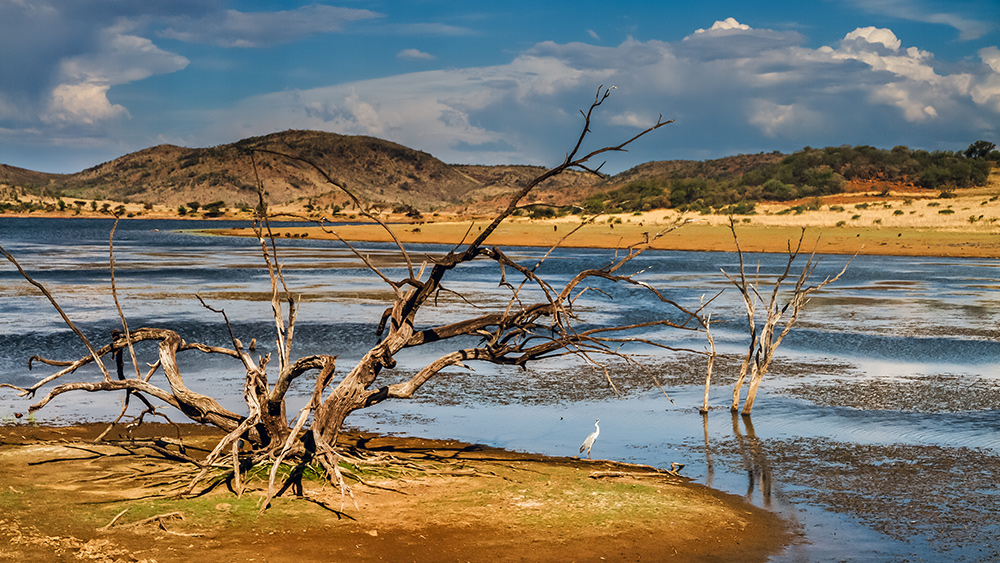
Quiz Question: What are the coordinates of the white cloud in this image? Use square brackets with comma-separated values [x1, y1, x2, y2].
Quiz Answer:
[59, 30, 189, 85]
[40, 25, 188, 127]
[343, 89, 385, 135]
[194, 20, 1000, 170]
[159, 5, 382, 48]
[982, 46, 1000, 74]
[971, 47, 1000, 113]
[43, 83, 129, 125]
[608, 111, 656, 128]
[587, 29, 600, 41]
[872, 84, 939, 121]
[6, 5, 999, 173]
[694, 17, 751, 34]
[748, 100, 825, 137]
[843, 26, 901, 50]
[398, 48, 435, 61]
[833, 29, 938, 83]
[819, 26, 983, 122]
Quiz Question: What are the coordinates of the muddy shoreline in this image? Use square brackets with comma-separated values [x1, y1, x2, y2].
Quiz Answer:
[0, 423, 793, 562]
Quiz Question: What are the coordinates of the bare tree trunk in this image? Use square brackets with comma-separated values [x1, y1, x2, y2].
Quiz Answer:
[4, 87, 706, 504]
[723, 220, 853, 415]
[700, 313, 716, 414]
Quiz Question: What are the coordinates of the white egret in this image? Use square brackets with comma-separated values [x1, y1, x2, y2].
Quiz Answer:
[579, 419, 600, 459]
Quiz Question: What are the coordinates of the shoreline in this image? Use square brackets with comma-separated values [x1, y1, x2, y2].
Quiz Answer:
[0, 422, 793, 562]
[5, 200, 1000, 258]
[210, 218, 1000, 258]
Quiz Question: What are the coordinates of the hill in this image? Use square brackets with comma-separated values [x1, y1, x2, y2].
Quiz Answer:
[47, 131, 484, 211]
[0, 164, 66, 198]
[0, 131, 603, 213]
[2, 132, 994, 219]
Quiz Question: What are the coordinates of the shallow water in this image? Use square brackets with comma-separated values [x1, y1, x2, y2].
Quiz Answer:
[1, 217, 999, 562]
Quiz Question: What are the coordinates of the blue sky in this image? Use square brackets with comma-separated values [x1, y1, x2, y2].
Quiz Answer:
[2, 1, 999, 174]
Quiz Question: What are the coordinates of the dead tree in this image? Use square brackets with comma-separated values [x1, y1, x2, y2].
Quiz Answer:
[722, 219, 852, 415]
[1, 87, 705, 501]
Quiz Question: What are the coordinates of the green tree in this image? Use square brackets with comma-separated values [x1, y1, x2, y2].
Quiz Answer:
[964, 140, 996, 159]
[203, 200, 226, 217]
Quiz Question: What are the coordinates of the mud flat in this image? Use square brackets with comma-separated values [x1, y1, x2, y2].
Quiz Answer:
[0, 423, 792, 563]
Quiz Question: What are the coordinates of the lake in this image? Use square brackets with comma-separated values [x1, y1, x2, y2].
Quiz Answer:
[1, 216, 999, 562]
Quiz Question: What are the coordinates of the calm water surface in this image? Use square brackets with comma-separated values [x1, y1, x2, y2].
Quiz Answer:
[2, 217, 999, 562]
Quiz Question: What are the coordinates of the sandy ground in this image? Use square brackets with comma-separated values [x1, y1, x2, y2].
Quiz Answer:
[7, 180, 1000, 258]
[0, 423, 792, 563]
[208, 186, 1000, 258]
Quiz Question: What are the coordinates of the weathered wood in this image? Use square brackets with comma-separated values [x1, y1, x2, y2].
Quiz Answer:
[4, 89, 704, 507]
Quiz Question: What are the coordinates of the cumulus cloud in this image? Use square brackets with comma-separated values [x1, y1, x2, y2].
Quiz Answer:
[816, 26, 981, 123]
[694, 17, 751, 34]
[195, 16, 1000, 169]
[971, 47, 1000, 113]
[41, 25, 189, 127]
[831, 27, 937, 82]
[3, 6, 999, 173]
[43, 83, 129, 125]
[843, 26, 901, 50]
[398, 48, 435, 61]
[159, 5, 382, 48]
[0, 4, 191, 131]
[982, 46, 1000, 74]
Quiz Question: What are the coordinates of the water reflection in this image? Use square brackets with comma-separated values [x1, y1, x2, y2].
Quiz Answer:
[731, 413, 773, 507]
[4, 218, 1000, 562]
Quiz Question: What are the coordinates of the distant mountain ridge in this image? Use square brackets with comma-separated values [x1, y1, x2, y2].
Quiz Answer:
[0, 130, 779, 211]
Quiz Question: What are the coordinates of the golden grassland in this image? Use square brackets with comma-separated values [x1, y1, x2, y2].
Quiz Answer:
[6, 172, 1000, 258]
[211, 181, 1000, 258]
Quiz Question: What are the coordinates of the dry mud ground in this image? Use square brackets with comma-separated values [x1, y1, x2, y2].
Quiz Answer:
[0, 423, 791, 563]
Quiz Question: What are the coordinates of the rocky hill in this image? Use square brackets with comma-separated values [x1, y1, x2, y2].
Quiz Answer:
[0, 131, 607, 212]
[0, 164, 65, 191]
[48, 131, 487, 211]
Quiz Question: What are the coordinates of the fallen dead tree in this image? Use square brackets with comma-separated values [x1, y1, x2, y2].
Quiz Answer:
[2, 88, 710, 508]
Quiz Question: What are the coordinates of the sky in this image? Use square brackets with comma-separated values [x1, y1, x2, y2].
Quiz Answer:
[1, 1, 999, 175]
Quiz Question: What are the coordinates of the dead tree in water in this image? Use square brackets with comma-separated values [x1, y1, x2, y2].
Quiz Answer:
[722, 219, 852, 415]
[2, 88, 705, 504]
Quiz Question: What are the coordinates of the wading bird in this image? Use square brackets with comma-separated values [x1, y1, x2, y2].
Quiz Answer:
[580, 419, 600, 459]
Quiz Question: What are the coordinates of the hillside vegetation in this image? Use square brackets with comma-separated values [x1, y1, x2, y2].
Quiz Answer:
[0, 131, 995, 219]
[577, 144, 996, 217]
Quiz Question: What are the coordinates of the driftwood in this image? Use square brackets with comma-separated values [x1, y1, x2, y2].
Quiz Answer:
[1, 87, 715, 506]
